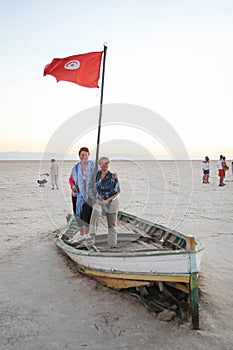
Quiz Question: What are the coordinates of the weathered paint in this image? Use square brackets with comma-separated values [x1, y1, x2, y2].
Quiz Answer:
[64, 249, 191, 275]
[84, 268, 190, 284]
[187, 236, 199, 330]
[92, 276, 151, 289]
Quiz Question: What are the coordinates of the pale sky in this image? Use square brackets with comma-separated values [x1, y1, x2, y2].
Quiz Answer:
[1, 0, 233, 159]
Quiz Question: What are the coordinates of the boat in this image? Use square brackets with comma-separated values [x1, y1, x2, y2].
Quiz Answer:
[56, 210, 204, 329]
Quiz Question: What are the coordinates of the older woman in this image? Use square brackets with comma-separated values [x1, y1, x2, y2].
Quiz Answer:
[69, 147, 95, 236]
[50, 158, 59, 190]
[88, 156, 120, 247]
[77, 156, 120, 247]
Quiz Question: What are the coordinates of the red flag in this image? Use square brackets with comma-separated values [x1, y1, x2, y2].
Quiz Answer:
[44, 51, 103, 88]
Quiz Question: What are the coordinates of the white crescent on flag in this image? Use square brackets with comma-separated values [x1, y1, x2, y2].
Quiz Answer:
[64, 60, 81, 70]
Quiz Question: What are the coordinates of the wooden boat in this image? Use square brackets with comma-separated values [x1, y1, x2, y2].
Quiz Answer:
[56, 210, 204, 329]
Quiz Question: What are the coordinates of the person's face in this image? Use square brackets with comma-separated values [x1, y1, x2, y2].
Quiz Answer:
[79, 151, 89, 163]
[100, 160, 109, 172]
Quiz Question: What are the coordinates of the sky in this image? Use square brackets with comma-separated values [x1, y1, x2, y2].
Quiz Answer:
[1, 0, 233, 159]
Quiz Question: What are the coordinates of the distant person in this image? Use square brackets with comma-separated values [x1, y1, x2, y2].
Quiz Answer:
[232, 161, 233, 175]
[50, 159, 59, 190]
[69, 147, 95, 236]
[202, 156, 210, 183]
[217, 155, 225, 186]
[222, 156, 229, 183]
[37, 173, 49, 187]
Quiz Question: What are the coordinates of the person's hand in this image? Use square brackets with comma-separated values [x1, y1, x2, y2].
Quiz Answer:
[114, 172, 118, 179]
[96, 199, 108, 206]
[71, 185, 78, 192]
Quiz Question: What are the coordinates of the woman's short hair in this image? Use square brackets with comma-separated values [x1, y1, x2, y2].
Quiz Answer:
[98, 156, 110, 166]
[78, 147, 90, 156]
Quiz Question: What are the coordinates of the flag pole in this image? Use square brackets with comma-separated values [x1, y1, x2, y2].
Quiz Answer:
[94, 44, 107, 174]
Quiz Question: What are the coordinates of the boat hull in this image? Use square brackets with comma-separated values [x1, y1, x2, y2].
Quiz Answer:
[56, 211, 204, 329]
[57, 240, 203, 276]
[56, 225, 204, 289]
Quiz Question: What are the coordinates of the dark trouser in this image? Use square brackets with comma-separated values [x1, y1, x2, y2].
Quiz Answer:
[72, 196, 77, 215]
[72, 196, 92, 227]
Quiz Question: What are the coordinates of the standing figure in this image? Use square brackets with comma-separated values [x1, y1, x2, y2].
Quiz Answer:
[69, 147, 95, 236]
[217, 155, 225, 186]
[50, 159, 59, 190]
[202, 156, 210, 183]
[88, 156, 120, 247]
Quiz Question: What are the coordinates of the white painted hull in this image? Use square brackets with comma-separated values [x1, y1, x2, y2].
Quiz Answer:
[57, 239, 204, 277]
[56, 211, 205, 283]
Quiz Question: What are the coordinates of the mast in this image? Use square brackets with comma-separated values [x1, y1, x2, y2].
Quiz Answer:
[94, 44, 107, 174]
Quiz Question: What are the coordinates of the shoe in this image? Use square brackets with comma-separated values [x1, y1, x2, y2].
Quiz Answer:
[76, 235, 87, 244]
[75, 234, 95, 247]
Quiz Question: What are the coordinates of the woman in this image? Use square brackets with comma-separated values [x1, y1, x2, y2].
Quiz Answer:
[87, 157, 120, 247]
[50, 158, 59, 190]
[90, 157, 120, 247]
[69, 147, 95, 236]
[202, 156, 210, 183]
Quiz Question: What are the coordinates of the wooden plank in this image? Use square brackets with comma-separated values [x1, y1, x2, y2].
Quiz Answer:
[138, 239, 165, 250]
[165, 281, 189, 294]
[186, 236, 196, 251]
[186, 235, 199, 330]
[189, 269, 199, 329]
[93, 276, 151, 289]
[84, 269, 190, 283]
[137, 240, 156, 249]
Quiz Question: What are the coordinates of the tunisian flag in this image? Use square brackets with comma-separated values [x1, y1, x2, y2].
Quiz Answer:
[44, 51, 103, 88]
